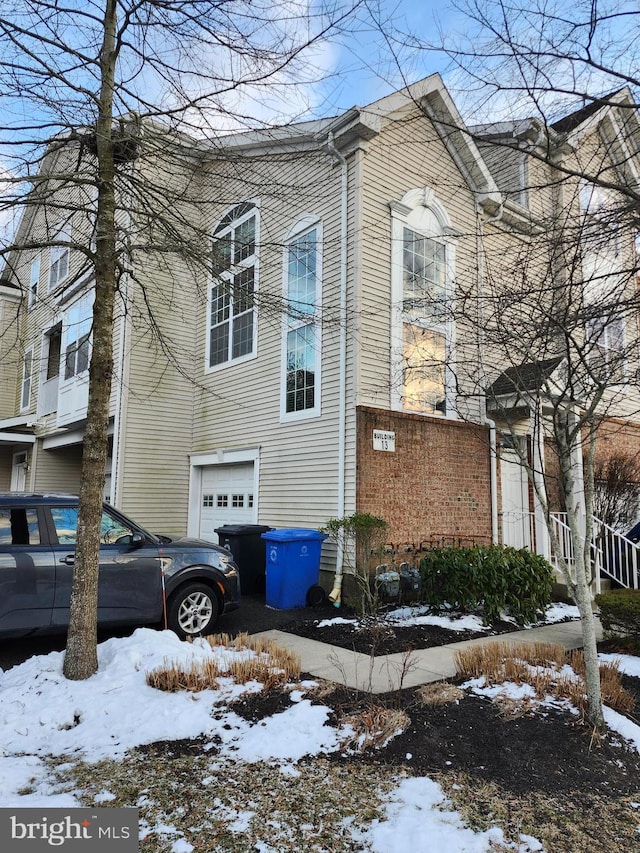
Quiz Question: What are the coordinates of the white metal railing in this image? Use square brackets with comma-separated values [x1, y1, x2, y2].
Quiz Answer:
[502, 510, 639, 592]
[592, 517, 639, 591]
[549, 511, 574, 568]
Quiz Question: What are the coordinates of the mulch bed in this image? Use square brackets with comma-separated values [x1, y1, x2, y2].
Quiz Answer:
[228, 676, 640, 796]
[281, 612, 523, 655]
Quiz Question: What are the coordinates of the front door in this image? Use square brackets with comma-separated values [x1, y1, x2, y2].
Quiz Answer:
[10, 451, 28, 491]
[500, 445, 532, 549]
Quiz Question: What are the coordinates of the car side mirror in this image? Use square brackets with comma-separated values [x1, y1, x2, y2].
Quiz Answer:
[131, 532, 145, 548]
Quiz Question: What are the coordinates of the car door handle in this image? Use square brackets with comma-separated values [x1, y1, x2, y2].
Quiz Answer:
[59, 555, 75, 566]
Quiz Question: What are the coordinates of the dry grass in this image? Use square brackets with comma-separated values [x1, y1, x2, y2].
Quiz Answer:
[454, 642, 635, 718]
[416, 682, 465, 707]
[146, 632, 301, 693]
[339, 704, 410, 752]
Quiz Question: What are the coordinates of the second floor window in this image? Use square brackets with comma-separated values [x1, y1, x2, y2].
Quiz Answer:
[207, 203, 257, 369]
[586, 314, 626, 383]
[20, 348, 33, 410]
[49, 223, 71, 291]
[401, 228, 449, 415]
[391, 188, 456, 417]
[283, 223, 321, 418]
[63, 293, 92, 380]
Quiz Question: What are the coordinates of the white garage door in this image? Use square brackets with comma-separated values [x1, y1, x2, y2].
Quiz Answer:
[199, 462, 255, 543]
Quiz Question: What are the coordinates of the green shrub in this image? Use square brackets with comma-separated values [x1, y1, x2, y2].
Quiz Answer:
[418, 545, 554, 625]
[321, 513, 388, 615]
[595, 589, 640, 643]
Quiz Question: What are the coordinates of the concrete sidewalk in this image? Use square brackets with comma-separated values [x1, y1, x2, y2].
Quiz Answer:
[255, 619, 602, 694]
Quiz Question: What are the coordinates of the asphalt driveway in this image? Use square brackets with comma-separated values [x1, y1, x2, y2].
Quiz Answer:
[0, 593, 336, 670]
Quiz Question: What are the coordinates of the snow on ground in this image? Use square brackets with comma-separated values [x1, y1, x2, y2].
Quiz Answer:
[0, 628, 550, 850]
[531, 602, 581, 624]
[351, 777, 545, 853]
[600, 651, 640, 678]
[0, 624, 638, 850]
[318, 602, 581, 634]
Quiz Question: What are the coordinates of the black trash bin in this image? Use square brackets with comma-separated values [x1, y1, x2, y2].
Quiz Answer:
[214, 524, 272, 595]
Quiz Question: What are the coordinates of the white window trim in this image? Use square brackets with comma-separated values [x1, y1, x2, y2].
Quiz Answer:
[205, 202, 259, 373]
[390, 188, 458, 418]
[61, 291, 93, 381]
[28, 254, 41, 309]
[280, 215, 322, 422]
[20, 346, 34, 411]
[585, 314, 627, 384]
[48, 222, 72, 292]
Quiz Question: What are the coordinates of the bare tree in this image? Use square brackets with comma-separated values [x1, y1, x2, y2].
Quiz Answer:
[592, 453, 640, 531]
[0, 0, 359, 679]
[364, 1, 640, 730]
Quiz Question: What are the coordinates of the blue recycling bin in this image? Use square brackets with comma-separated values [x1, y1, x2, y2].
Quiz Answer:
[262, 528, 328, 609]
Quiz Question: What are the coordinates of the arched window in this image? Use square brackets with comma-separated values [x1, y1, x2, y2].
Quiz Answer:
[390, 188, 457, 416]
[207, 202, 258, 369]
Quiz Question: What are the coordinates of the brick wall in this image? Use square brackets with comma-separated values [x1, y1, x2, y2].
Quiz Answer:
[356, 406, 493, 546]
[592, 418, 640, 466]
[544, 417, 640, 513]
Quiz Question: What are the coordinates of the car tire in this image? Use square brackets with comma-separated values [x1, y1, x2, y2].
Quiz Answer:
[167, 583, 219, 638]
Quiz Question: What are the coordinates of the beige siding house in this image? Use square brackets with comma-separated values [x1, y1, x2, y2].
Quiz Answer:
[1, 74, 640, 588]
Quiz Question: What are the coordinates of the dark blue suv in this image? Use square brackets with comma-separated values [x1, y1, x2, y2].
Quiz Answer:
[0, 493, 240, 638]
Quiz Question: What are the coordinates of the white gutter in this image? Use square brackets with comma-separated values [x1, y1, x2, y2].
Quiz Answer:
[477, 200, 504, 544]
[324, 131, 348, 604]
[0, 432, 35, 444]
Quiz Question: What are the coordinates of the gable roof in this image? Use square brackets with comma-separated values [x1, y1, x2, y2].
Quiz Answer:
[488, 357, 564, 398]
[203, 75, 502, 209]
[551, 90, 627, 134]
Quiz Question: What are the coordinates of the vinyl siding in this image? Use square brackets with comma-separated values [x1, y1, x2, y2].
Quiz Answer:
[356, 111, 483, 421]
[0, 291, 21, 417]
[32, 443, 83, 492]
[114, 252, 196, 537]
[190, 148, 349, 536]
[0, 449, 12, 489]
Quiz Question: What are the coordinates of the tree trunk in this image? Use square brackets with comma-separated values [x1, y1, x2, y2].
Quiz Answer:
[557, 416, 605, 731]
[63, 0, 118, 680]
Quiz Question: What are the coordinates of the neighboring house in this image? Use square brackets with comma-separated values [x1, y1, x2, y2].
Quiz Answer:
[1, 75, 639, 588]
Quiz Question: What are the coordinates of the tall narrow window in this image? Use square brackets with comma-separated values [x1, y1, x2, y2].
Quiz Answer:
[401, 229, 449, 414]
[208, 203, 257, 368]
[390, 189, 456, 417]
[580, 182, 626, 383]
[63, 294, 92, 380]
[282, 222, 321, 418]
[586, 315, 626, 382]
[29, 255, 40, 308]
[49, 223, 71, 291]
[45, 323, 62, 379]
[21, 348, 33, 410]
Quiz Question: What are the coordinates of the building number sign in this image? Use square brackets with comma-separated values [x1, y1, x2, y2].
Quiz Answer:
[373, 430, 395, 452]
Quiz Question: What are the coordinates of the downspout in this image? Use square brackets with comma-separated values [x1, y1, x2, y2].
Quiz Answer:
[110, 160, 134, 507]
[325, 131, 348, 605]
[477, 200, 504, 545]
[110, 270, 127, 505]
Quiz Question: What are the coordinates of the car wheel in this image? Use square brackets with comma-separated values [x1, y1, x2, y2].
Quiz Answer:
[167, 583, 219, 638]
